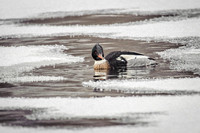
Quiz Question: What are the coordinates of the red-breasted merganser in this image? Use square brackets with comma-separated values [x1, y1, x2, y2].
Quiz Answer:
[92, 43, 156, 70]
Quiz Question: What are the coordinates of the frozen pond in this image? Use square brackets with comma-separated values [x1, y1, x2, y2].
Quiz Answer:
[0, 0, 200, 132]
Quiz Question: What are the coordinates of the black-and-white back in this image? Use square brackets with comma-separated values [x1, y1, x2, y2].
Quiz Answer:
[105, 51, 156, 69]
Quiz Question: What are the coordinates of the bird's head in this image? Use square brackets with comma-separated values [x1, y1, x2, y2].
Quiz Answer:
[92, 43, 104, 61]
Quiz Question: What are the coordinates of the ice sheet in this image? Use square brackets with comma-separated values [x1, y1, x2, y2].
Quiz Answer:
[0, 45, 83, 82]
[3, 76, 66, 83]
[0, 96, 200, 133]
[0, 17, 200, 38]
[1, 45, 57, 66]
[1, 0, 200, 19]
[83, 78, 200, 93]
[158, 39, 200, 75]
[0, 96, 198, 118]
[0, 125, 199, 133]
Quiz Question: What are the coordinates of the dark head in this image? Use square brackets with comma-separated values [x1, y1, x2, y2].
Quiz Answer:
[92, 43, 104, 61]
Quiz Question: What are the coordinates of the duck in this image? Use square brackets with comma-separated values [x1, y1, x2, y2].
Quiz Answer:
[92, 43, 156, 70]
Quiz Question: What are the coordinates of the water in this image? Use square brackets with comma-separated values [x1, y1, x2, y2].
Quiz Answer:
[0, 0, 200, 132]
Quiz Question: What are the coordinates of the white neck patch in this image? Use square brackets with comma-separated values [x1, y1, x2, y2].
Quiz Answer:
[94, 59, 107, 65]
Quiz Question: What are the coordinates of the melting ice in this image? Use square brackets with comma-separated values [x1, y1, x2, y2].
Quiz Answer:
[0, 45, 84, 83]
[83, 78, 200, 93]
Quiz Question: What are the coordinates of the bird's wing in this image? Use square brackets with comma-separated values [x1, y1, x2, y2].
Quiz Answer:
[105, 51, 144, 61]
[105, 51, 122, 61]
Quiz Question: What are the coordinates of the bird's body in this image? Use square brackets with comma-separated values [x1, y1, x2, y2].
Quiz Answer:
[94, 59, 110, 70]
[92, 44, 156, 70]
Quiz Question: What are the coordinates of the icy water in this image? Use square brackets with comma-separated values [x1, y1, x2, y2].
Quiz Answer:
[0, 0, 200, 133]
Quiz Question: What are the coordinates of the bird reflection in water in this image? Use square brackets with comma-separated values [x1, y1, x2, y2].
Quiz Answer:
[93, 67, 154, 81]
